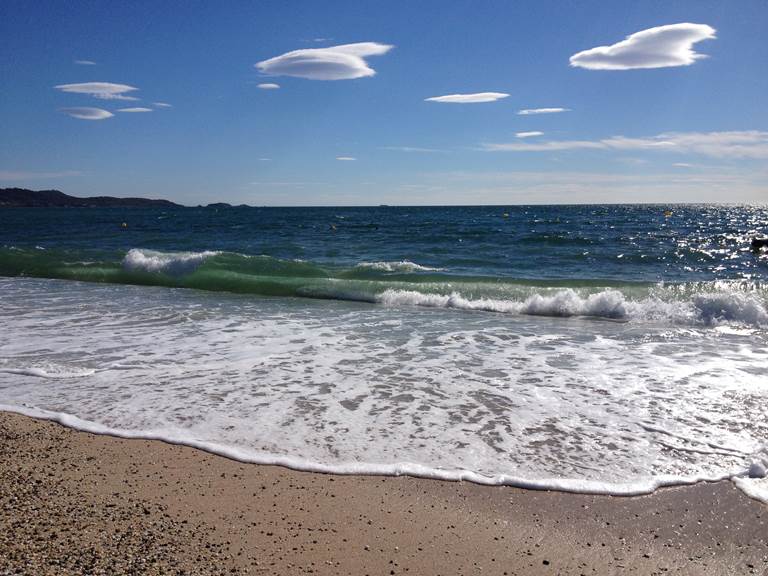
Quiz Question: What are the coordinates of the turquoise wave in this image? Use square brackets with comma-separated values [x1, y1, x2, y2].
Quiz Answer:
[1, 247, 767, 326]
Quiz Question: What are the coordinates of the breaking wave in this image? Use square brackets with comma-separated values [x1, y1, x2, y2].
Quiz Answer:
[1, 247, 766, 327]
[376, 287, 768, 326]
[354, 260, 445, 273]
[123, 248, 219, 276]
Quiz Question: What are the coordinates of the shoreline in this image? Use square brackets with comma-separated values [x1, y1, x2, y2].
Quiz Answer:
[1, 410, 766, 575]
[2, 404, 749, 499]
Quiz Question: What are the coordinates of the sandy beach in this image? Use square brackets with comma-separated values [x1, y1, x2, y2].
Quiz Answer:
[0, 410, 765, 575]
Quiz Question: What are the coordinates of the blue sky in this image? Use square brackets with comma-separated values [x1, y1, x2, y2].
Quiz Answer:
[1, 0, 766, 205]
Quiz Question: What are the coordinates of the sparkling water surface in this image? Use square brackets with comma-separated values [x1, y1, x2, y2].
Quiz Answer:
[1, 204, 766, 500]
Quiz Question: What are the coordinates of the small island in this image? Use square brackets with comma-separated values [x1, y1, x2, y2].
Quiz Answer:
[0, 187, 181, 208]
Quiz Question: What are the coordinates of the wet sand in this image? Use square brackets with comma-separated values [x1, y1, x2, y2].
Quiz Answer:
[1, 410, 766, 575]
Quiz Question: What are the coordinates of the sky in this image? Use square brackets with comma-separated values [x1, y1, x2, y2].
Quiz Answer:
[1, 0, 766, 206]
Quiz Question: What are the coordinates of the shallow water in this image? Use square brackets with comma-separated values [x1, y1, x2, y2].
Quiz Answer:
[1, 205, 766, 500]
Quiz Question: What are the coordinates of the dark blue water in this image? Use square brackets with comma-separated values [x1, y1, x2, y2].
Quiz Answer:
[2, 205, 767, 286]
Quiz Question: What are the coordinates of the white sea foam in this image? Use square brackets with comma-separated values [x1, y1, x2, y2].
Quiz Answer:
[692, 292, 768, 326]
[1, 277, 766, 504]
[0, 365, 96, 379]
[376, 287, 768, 327]
[732, 447, 768, 503]
[521, 289, 628, 319]
[122, 248, 218, 276]
[0, 403, 750, 498]
[355, 260, 444, 273]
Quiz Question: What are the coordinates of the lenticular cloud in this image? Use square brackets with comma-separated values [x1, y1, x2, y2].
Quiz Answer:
[425, 92, 509, 104]
[54, 82, 139, 100]
[256, 42, 393, 80]
[59, 107, 114, 120]
[570, 23, 716, 70]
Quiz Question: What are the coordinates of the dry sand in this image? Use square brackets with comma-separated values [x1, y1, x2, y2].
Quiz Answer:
[1, 410, 766, 576]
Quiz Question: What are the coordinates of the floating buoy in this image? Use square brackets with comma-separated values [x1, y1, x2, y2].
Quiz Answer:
[121, 222, 128, 228]
[502, 213, 509, 218]
[663, 210, 673, 218]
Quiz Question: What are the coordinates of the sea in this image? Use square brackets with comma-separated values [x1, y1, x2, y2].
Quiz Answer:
[1, 204, 766, 502]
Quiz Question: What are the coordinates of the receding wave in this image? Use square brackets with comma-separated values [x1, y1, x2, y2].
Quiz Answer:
[0, 403, 762, 500]
[1, 246, 766, 327]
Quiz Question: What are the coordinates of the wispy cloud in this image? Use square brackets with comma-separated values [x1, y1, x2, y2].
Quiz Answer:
[482, 131, 768, 159]
[117, 107, 153, 113]
[59, 107, 114, 120]
[425, 92, 509, 104]
[256, 42, 393, 80]
[336, 156, 357, 161]
[249, 180, 327, 187]
[258, 158, 272, 161]
[515, 131, 544, 138]
[484, 140, 601, 152]
[517, 108, 569, 115]
[0, 170, 81, 181]
[257, 83, 280, 90]
[153, 102, 173, 109]
[74, 60, 96, 66]
[381, 146, 444, 153]
[54, 82, 139, 101]
[410, 169, 768, 204]
[570, 23, 716, 70]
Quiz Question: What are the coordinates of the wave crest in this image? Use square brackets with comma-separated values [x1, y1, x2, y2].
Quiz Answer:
[354, 260, 444, 273]
[377, 287, 768, 327]
[123, 248, 218, 276]
[693, 292, 768, 326]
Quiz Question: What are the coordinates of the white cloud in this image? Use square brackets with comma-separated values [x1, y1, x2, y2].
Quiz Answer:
[336, 156, 357, 161]
[517, 108, 570, 115]
[153, 102, 173, 108]
[258, 158, 272, 161]
[117, 107, 153, 113]
[616, 157, 649, 166]
[515, 131, 544, 138]
[74, 60, 96, 66]
[59, 107, 114, 120]
[257, 83, 280, 89]
[256, 42, 393, 80]
[0, 170, 81, 181]
[381, 146, 444, 153]
[54, 82, 139, 101]
[425, 92, 509, 104]
[482, 131, 768, 159]
[484, 140, 601, 152]
[570, 23, 716, 70]
[673, 163, 694, 168]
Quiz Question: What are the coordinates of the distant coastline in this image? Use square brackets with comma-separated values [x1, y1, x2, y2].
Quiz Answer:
[0, 187, 181, 208]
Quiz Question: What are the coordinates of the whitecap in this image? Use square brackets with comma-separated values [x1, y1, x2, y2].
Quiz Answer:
[122, 248, 219, 276]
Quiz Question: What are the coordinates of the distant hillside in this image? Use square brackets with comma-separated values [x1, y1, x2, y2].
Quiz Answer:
[0, 188, 181, 208]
